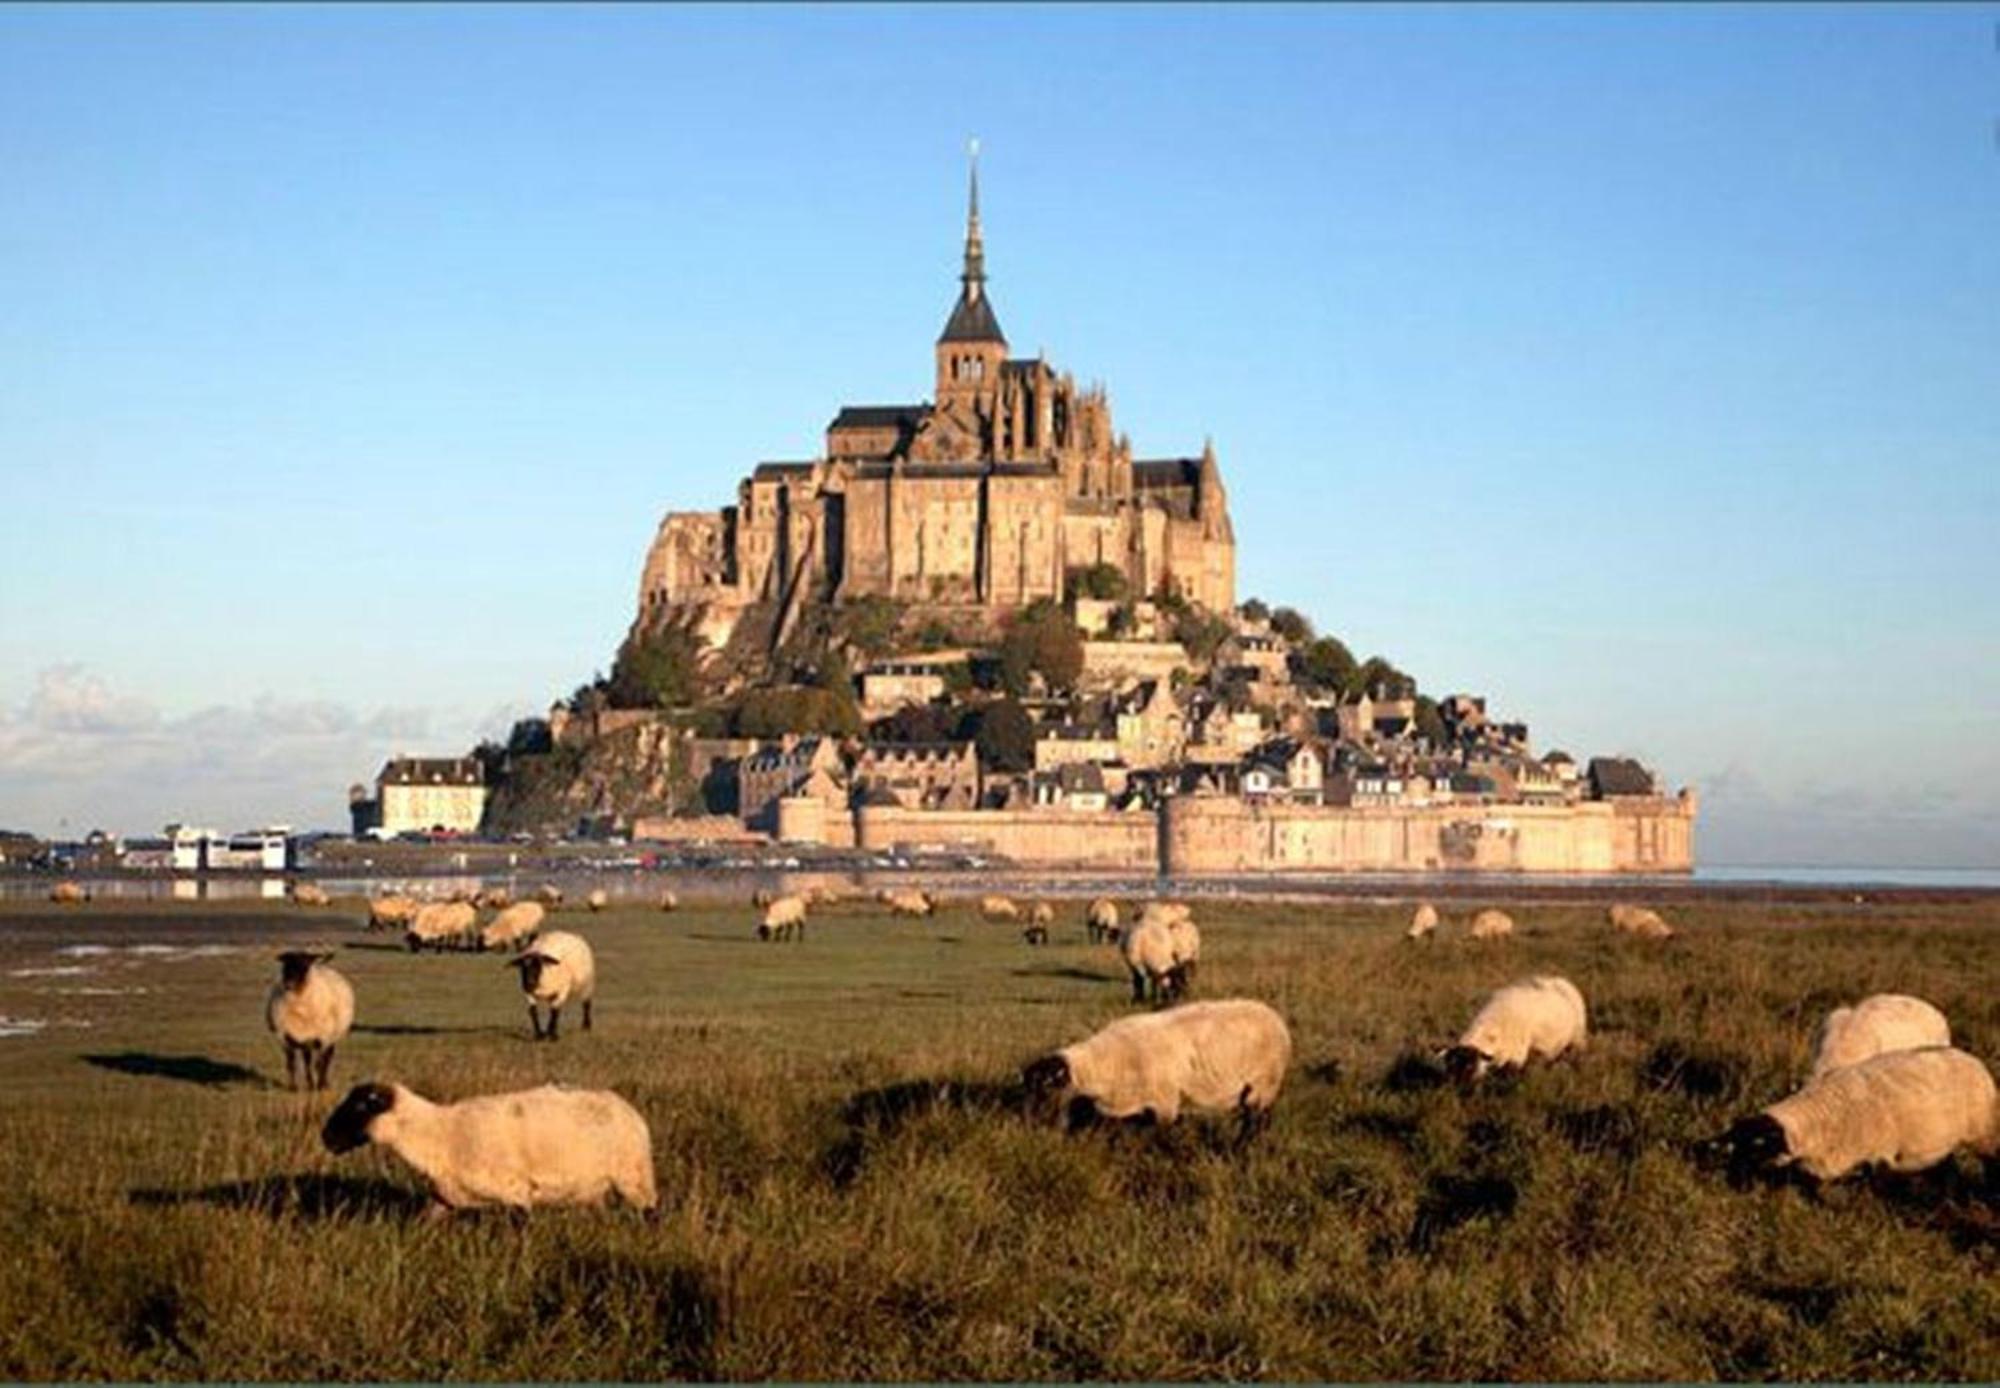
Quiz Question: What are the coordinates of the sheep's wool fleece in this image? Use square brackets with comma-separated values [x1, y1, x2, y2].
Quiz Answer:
[1408, 903, 1439, 937]
[1469, 909, 1515, 939]
[377, 1083, 657, 1210]
[1060, 999, 1292, 1122]
[1767, 1046, 1997, 1181]
[267, 964, 355, 1046]
[1120, 917, 1177, 981]
[1609, 904, 1673, 939]
[1460, 976, 1587, 1067]
[411, 901, 476, 942]
[763, 895, 807, 928]
[1166, 916, 1201, 965]
[483, 901, 546, 949]
[526, 930, 596, 1008]
[1809, 994, 1952, 1081]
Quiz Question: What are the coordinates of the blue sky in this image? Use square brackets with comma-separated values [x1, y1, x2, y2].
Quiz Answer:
[2, 4, 1996, 863]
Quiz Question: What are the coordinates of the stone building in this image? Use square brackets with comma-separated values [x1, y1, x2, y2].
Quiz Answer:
[359, 758, 487, 836]
[637, 152, 1236, 643]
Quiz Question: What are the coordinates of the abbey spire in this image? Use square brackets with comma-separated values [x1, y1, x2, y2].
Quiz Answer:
[938, 138, 1005, 346]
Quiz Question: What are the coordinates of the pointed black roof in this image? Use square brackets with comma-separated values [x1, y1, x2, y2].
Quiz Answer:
[939, 288, 1004, 344]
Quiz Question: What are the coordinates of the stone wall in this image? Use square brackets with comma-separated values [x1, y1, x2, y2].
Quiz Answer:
[854, 804, 1160, 870]
[631, 815, 768, 844]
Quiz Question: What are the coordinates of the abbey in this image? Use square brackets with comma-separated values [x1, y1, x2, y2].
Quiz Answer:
[637, 156, 1235, 634]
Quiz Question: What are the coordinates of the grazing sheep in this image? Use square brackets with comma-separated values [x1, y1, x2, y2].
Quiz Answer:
[1086, 897, 1120, 944]
[290, 882, 331, 908]
[536, 884, 564, 909]
[475, 887, 512, 911]
[1607, 903, 1674, 939]
[1030, 901, 1055, 926]
[479, 901, 547, 954]
[1444, 975, 1589, 1083]
[505, 929, 596, 1040]
[884, 889, 933, 918]
[981, 895, 1021, 922]
[406, 901, 477, 953]
[1165, 915, 1202, 997]
[47, 881, 87, 905]
[657, 890, 679, 913]
[1703, 1046, 1997, 1186]
[321, 1080, 657, 1214]
[1119, 915, 1180, 1005]
[266, 950, 355, 1092]
[1809, 994, 1952, 1082]
[586, 888, 610, 913]
[1023, 998, 1293, 1136]
[751, 889, 775, 910]
[758, 893, 808, 942]
[1022, 922, 1049, 946]
[1468, 908, 1515, 941]
[367, 896, 419, 933]
[1407, 901, 1439, 940]
[1139, 901, 1192, 928]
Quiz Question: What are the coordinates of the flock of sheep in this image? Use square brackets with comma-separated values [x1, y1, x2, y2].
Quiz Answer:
[102, 878, 2000, 1219]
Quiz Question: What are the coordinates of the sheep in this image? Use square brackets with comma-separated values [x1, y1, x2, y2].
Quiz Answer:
[505, 929, 596, 1040]
[883, 889, 933, 918]
[751, 889, 776, 910]
[1030, 901, 1056, 926]
[1701, 1046, 1997, 1187]
[758, 893, 808, 942]
[586, 888, 610, 913]
[1086, 897, 1120, 944]
[47, 881, 87, 905]
[1809, 994, 1951, 1082]
[265, 950, 355, 1092]
[1443, 975, 1588, 1083]
[367, 895, 419, 933]
[1407, 901, 1439, 940]
[657, 890, 679, 913]
[981, 895, 1021, 922]
[321, 1080, 657, 1215]
[1165, 915, 1202, 997]
[536, 884, 564, 908]
[1139, 900, 1192, 928]
[1468, 907, 1515, 940]
[479, 901, 547, 954]
[290, 882, 331, 908]
[1119, 915, 1181, 1005]
[1023, 998, 1293, 1138]
[475, 887, 512, 911]
[1022, 921, 1049, 946]
[406, 901, 477, 953]
[1607, 903, 1674, 939]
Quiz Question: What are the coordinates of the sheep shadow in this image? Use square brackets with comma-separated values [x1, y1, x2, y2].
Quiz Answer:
[821, 1075, 1026, 1189]
[351, 1023, 513, 1037]
[685, 932, 762, 945]
[129, 1173, 428, 1221]
[1009, 964, 1119, 985]
[83, 1051, 272, 1089]
[1407, 1172, 1521, 1253]
[1641, 1040, 1747, 1104]
[1865, 1160, 2000, 1254]
[340, 940, 412, 953]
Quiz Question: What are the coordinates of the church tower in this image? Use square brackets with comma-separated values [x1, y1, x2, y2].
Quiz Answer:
[935, 140, 1008, 413]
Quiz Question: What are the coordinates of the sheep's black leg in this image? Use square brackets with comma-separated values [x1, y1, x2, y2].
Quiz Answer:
[546, 1006, 561, 1041]
[283, 1039, 300, 1090]
[582, 999, 593, 1032]
[315, 1044, 335, 1091]
[1130, 969, 1147, 1003]
[527, 1004, 543, 1040]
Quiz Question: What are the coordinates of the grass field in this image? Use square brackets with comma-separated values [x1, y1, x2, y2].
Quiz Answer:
[0, 891, 1995, 1381]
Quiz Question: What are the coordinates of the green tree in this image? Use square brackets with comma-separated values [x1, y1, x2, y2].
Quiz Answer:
[731, 686, 861, 739]
[1295, 636, 1357, 693]
[1239, 597, 1270, 624]
[1414, 695, 1447, 747]
[607, 622, 706, 709]
[1065, 563, 1129, 603]
[1269, 607, 1314, 644]
[999, 599, 1085, 695]
[1172, 607, 1232, 665]
[973, 698, 1036, 772]
[835, 597, 905, 660]
[1345, 656, 1415, 701]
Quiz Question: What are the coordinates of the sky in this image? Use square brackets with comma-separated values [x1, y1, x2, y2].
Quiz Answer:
[1, 4, 1996, 865]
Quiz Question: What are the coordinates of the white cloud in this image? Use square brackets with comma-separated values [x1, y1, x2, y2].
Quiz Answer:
[1696, 761, 2000, 869]
[0, 664, 537, 837]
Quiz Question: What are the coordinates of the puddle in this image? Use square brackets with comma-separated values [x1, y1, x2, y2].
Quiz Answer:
[0, 1017, 49, 1038]
[9, 965, 97, 978]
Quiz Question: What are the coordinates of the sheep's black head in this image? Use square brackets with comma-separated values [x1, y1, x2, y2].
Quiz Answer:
[322, 1082, 396, 1153]
[1021, 1054, 1073, 1125]
[507, 952, 555, 993]
[276, 950, 331, 991]
[1442, 1045, 1491, 1086]
[1695, 1113, 1791, 1188]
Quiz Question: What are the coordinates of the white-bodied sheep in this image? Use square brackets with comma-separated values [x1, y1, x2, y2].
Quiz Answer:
[1139, 901, 1192, 928]
[1119, 915, 1180, 1005]
[1030, 901, 1055, 926]
[505, 929, 596, 1040]
[322, 1080, 657, 1214]
[1444, 975, 1588, 1083]
[367, 896, 419, 933]
[536, 884, 564, 909]
[48, 881, 86, 905]
[586, 888, 609, 913]
[1407, 901, 1439, 940]
[981, 895, 1021, 922]
[1023, 998, 1293, 1135]
[884, 889, 933, 918]
[751, 889, 776, 910]
[657, 890, 679, 913]
[1086, 897, 1120, 944]
[758, 893, 808, 942]
[1468, 908, 1515, 940]
[266, 950, 355, 1091]
[290, 882, 331, 908]
[475, 887, 512, 911]
[1705, 1046, 1997, 1186]
[1165, 915, 1202, 997]
[406, 901, 477, 953]
[1809, 994, 1951, 1082]
[479, 901, 547, 953]
[1607, 903, 1674, 939]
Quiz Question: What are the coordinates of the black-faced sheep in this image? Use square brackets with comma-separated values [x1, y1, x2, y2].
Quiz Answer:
[657, 890, 679, 913]
[478, 900, 546, 953]
[981, 895, 1021, 922]
[758, 893, 808, 942]
[1407, 901, 1439, 939]
[1702, 1046, 1997, 1187]
[505, 929, 596, 1040]
[586, 888, 609, 913]
[1468, 907, 1515, 940]
[1808, 994, 1951, 1082]
[536, 884, 564, 909]
[884, 889, 933, 918]
[1023, 998, 1293, 1138]
[322, 1080, 657, 1215]
[406, 901, 477, 953]
[1119, 915, 1180, 1005]
[48, 881, 87, 905]
[266, 950, 355, 1091]
[290, 882, 331, 908]
[367, 895, 419, 933]
[1086, 897, 1120, 944]
[1444, 975, 1588, 1083]
[1607, 903, 1674, 939]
